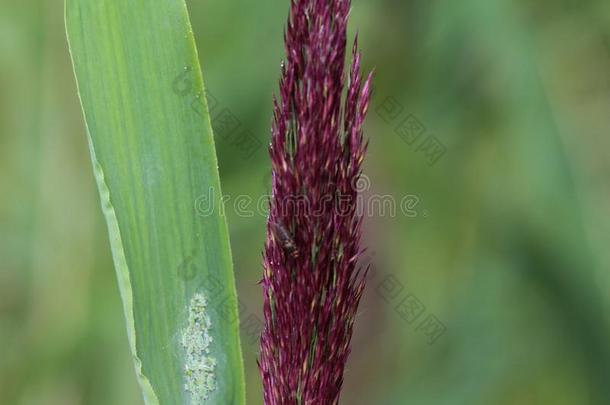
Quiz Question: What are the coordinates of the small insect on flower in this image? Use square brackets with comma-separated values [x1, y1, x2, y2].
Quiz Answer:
[270, 221, 299, 259]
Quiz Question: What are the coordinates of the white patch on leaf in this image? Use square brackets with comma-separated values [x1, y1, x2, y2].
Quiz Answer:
[181, 293, 217, 403]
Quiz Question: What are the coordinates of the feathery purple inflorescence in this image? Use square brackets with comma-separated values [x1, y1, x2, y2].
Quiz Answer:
[259, 0, 372, 404]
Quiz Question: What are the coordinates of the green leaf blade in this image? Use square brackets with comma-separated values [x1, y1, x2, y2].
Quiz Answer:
[65, 1, 246, 404]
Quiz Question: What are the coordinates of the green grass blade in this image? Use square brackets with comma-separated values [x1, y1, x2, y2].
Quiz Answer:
[65, 1, 246, 404]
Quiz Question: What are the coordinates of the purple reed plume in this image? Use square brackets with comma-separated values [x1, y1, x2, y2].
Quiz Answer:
[259, 0, 373, 404]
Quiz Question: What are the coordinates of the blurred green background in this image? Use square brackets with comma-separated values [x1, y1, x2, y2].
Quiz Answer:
[2, 0, 610, 404]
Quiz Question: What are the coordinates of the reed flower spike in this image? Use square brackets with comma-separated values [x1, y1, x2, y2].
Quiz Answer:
[259, 0, 373, 403]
